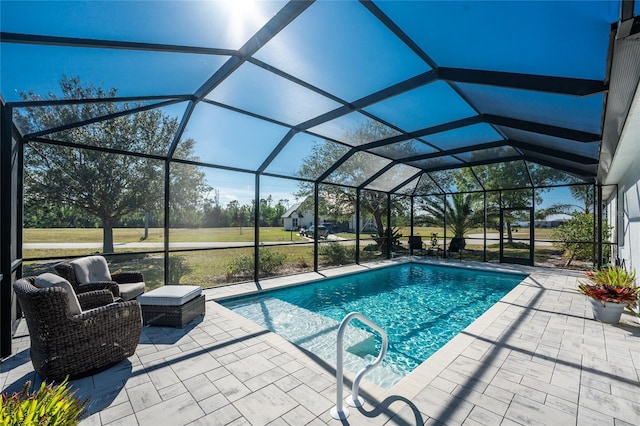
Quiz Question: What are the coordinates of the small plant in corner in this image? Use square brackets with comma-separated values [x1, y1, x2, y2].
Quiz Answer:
[0, 377, 87, 425]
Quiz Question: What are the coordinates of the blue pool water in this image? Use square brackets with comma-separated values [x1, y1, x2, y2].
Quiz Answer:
[221, 263, 526, 388]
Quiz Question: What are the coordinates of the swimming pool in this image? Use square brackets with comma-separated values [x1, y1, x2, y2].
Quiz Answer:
[221, 263, 527, 388]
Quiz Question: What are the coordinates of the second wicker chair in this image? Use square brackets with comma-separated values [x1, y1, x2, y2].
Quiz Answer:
[55, 255, 145, 301]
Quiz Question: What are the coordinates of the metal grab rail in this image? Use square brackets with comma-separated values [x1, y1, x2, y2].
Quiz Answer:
[330, 312, 388, 420]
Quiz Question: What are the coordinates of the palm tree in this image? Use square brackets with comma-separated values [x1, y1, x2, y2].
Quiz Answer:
[420, 193, 483, 251]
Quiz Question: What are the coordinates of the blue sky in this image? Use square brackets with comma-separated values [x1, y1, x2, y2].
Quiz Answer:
[1, 0, 621, 209]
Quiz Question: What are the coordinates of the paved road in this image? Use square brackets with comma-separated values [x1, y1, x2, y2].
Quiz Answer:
[24, 234, 552, 249]
[466, 233, 553, 247]
[23, 241, 312, 249]
[23, 234, 347, 249]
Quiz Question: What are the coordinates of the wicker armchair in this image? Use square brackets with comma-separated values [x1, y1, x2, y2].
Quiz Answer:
[14, 276, 142, 381]
[54, 255, 145, 301]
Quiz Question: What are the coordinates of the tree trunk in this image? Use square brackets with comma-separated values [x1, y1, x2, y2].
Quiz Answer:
[373, 211, 388, 255]
[506, 220, 513, 243]
[564, 251, 575, 267]
[143, 211, 149, 240]
[103, 219, 115, 254]
[373, 212, 385, 239]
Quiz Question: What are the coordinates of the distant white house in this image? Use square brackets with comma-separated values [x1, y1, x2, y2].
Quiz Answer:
[281, 201, 325, 231]
[534, 213, 573, 228]
[282, 199, 377, 233]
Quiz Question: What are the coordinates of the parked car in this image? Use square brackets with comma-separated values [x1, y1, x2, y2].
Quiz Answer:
[304, 225, 329, 239]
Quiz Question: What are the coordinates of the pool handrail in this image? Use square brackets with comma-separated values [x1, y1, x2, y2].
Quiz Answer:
[330, 312, 388, 420]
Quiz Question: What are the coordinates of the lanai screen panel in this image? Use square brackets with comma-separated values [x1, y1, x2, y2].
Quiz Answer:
[473, 161, 533, 190]
[525, 162, 579, 187]
[367, 139, 438, 160]
[365, 164, 421, 193]
[324, 151, 391, 187]
[176, 102, 290, 171]
[521, 152, 598, 178]
[375, 1, 617, 79]
[307, 113, 400, 146]
[395, 176, 421, 196]
[35, 103, 189, 156]
[456, 83, 605, 134]
[14, 101, 182, 137]
[409, 156, 463, 171]
[445, 168, 484, 193]
[253, 0, 430, 102]
[424, 123, 504, 151]
[206, 62, 342, 126]
[265, 133, 350, 179]
[1, 44, 230, 102]
[455, 147, 520, 165]
[0, 1, 286, 49]
[364, 81, 478, 132]
[414, 174, 443, 196]
[499, 128, 600, 160]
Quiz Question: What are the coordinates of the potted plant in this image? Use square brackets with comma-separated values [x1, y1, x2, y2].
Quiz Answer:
[577, 266, 638, 324]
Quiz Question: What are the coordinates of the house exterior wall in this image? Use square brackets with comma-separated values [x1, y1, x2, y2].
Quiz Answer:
[282, 209, 323, 231]
[283, 217, 298, 231]
[616, 168, 640, 272]
[608, 80, 640, 273]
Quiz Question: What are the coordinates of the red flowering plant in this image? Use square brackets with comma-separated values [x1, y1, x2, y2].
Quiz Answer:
[578, 266, 639, 309]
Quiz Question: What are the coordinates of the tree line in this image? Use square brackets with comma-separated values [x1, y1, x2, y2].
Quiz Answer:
[19, 78, 596, 260]
[24, 193, 291, 230]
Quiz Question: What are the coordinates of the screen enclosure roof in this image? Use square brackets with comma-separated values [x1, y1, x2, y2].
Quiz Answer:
[2, 0, 638, 195]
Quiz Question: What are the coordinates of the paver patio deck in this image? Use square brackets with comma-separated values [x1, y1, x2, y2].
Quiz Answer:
[2, 258, 639, 425]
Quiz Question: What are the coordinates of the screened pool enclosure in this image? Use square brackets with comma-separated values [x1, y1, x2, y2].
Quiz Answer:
[2, 1, 640, 356]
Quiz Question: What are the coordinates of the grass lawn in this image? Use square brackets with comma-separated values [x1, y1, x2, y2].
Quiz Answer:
[23, 227, 308, 244]
[22, 229, 387, 290]
[21, 226, 576, 290]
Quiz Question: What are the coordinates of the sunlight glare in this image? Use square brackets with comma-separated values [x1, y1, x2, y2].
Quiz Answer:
[218, 0, 266, 47]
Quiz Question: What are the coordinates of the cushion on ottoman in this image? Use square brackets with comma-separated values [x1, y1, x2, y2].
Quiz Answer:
[138, 285, 204, 327]
[137, 285, 201, 306]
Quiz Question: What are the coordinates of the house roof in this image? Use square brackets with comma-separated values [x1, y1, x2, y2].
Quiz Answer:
[281, 202, 302, 219]
[541, 214, 573, 222]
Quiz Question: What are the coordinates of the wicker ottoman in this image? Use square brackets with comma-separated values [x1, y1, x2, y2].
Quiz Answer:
[138, 285, 205, 327]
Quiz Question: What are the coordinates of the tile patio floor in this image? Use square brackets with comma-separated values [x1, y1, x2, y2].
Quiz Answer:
[2, 258, 639, 425]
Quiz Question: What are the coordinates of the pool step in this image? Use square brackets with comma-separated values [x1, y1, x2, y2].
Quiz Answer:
[229, 298, 403, 387]
[230, 298, 375, 355]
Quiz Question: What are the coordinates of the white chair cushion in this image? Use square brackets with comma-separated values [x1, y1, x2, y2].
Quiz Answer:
[34, 273, 82, 315]
[69, 255, 112, 285]
[138, 285, 201, 306]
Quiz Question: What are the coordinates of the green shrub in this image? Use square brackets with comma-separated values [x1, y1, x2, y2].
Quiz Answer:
[257, 249, 287, 276]
[168, 256, 192, 284]
[552, 213, 611, 266]
[319, 242, 354, 265]
[1, 378, 87, 425]
[295, 257, 310, 269]
[226, 248, 287, 279]
[226, 254, 254, 279]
